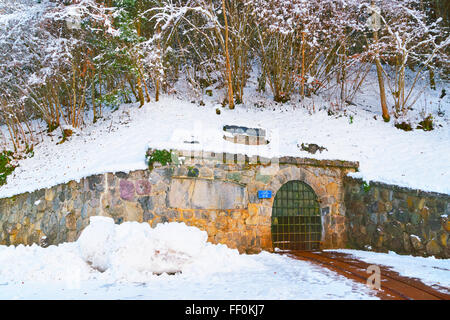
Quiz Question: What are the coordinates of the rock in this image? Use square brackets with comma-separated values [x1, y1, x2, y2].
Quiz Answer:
[425, 240, 442, 256]
[35, 200, 46, 212]
[402, 232, 411, 252]
[438, 232, 448, 248]
[81, 204, 88, 219]
[326, 182, 338, 196]
[384, 201, 393, 212]
[88, 175, 104, 192]
[135, 180, 151, 195]
[143, 211, 154, 221]
[182, 210, 193, 219]
[119, 180, 135, 201]
[369, 213, 378, 224]
[394, 210, 409, 223]
[391, 238, 403, 252]
[167, 178, 247, 210]
[213, 169, 225, 179]
[428, 218, 441, 231]
[444, 220, 450, 232]
[410, 234, 423, 250]
[199, 167, 213, 178]
[226, 172, 241, 182]
[298, 143, 327, 154]
[255, 173, 271, 184]
[45, 189, 55, 201]
[138, 196, 154, 212]
[124, 202, 143, 222]
[152, 181, 168, 193]
[39, 235, 49, 248]
[380, 189, 391, 202]
[410, 212, 422, 224]
[115, 172, 128, 179]
[65, 212, 77, 230]
[350, 201, 366, 215]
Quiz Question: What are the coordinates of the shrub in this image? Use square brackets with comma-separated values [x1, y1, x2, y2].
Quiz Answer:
[417, 115, 434, 131]
[146, 149, 172, 170]
[395, 121, 413, 132]
[0, 151, 16, 186]
[362, 181, 371, 193]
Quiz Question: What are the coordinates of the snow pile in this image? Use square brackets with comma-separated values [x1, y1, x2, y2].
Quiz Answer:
[78, 217, 259, 282]
[0, 242, 92, 283]
[0, 218, 261, 284]
[0, 219, 380, 299]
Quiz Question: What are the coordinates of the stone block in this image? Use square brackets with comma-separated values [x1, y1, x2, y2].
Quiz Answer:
[199, 167, 213, 178]
[410, 235, 423, 250]
[124, 202, 144, 222]
[135, 180, 152, 195]
[45, 189, 56, 202]
[167, 178, 247, 210]
[119, 180, 135, 201]
[426, 239, 442, 256]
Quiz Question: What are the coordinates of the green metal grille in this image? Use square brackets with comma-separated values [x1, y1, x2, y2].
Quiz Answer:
[271, 180, 322, 251]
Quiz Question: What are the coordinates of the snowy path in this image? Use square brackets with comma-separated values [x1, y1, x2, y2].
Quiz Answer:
[1, 220, 448, 300]
[0, 219, 377, 300]
[0, 254, 378, 300]
[328, 249, 450, 293]
[1, 95, 449, 199]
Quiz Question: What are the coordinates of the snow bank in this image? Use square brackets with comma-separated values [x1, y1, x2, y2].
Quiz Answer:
[0, 242, 92, 283]
[0, 218, 261, 284]
[0, 219, 380, 299]
[78, 217, 260, 282]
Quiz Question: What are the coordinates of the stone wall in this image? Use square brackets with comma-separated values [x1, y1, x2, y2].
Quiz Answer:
[344, 176, 450, 258]
[0, 150, 358, 253]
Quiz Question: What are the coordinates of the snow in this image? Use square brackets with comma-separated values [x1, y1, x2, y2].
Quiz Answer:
[75, 217, 260, 280]
[328, 249, 450, 292]
[0, 219, 378, 299]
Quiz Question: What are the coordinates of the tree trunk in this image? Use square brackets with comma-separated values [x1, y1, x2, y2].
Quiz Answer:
[137, 75, 145, 108]
[373, 27, 390, 122]
[301, 31, 306, 98]
[156, 25, 161, 102]
[429, 67, 436, 90]
[222, 0, 234, 109]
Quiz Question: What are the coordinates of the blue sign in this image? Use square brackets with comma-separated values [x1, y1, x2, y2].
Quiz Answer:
[258, 190, 272, 199]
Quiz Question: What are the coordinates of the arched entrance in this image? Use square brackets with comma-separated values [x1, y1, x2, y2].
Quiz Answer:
[271, 180, 322, 251]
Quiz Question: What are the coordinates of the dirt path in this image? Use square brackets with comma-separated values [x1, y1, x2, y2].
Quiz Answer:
[283, 251, 450, 300]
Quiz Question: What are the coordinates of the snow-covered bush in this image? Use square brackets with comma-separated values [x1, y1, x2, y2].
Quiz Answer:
[362, 0, 449, 118]
[0, 0, 448, 157]
[247, 0, 366, 104]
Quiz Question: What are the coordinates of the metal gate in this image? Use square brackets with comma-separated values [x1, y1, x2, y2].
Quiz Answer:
[271, 180, 322, 251]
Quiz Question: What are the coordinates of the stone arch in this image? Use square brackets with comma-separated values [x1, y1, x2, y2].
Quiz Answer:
[271, 179, 322, 250]
[265, 166, 329, 210]
[251, 165, 344, 249]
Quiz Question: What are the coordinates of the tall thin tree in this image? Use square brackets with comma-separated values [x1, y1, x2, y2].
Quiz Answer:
[222, 0, 234, 109]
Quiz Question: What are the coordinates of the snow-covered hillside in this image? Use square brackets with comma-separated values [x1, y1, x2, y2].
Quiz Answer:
[0, 87, 449, 199]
